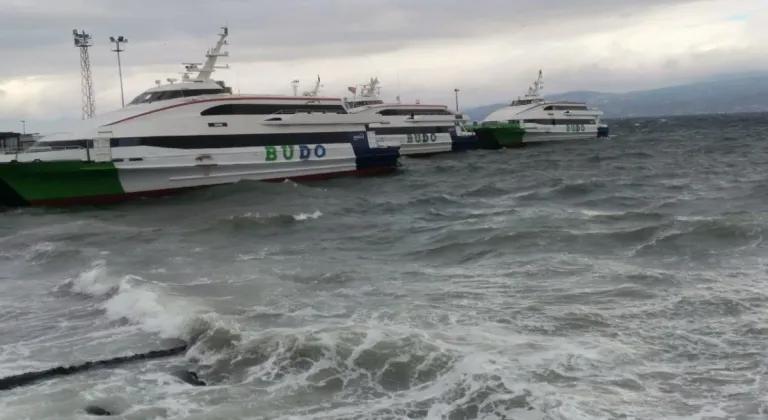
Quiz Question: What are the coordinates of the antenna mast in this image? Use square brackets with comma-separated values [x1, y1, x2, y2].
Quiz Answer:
[303, 75, 322, 96]
[193, 26, 230, 82]
[361, 77, 380, 98]
[527, 69, 543, 98]
[73, 29, 95, 119]
[290, 79, 299, 96]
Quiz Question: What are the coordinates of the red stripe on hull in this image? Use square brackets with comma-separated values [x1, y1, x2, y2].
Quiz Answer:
[26, 166, 398, 207]
[107, 96, 346, 126]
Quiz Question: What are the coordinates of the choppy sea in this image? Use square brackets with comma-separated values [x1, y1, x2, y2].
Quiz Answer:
[2, 112, 768, 419]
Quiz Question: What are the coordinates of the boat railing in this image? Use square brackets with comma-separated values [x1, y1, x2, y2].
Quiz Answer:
[22, 145, 86, 153]
[2, 145, 84, 155]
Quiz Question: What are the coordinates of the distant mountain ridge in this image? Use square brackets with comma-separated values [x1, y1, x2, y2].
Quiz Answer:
[463, 75, 768, 121]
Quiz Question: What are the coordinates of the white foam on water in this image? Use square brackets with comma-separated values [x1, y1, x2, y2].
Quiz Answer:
[293, 210, 323, 221]
[54, 260, 211, 341]
[65, 260, 118, 297]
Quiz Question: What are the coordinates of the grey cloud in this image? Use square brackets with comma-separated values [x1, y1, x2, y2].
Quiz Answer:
[0, 0, 703, 78]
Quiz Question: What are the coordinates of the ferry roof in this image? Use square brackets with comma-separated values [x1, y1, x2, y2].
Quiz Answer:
[140, 81, 226, 93]
[354, 103, 448, 110]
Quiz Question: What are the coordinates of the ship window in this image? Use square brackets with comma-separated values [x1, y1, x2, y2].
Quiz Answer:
[523, 118, 596, 125]
[109, 131, 360, 148]
[377, 109, 453, 116]
[27, 140, 91, 150]
[128, 88, 226, 105]
[552, 119, 595, 125]
[180, 89, 226, 98]
[156, 90, 184, 101]
[523, 119, 553, 125]
[544, 105, 589, 111]
[24, 131, 374, 153]
[128, 92, 153, 105]
[114, 138, 141, 147]
[347, 100, 384, 107]
[372, 126, 453, 135]
[201, 103, 348, 116]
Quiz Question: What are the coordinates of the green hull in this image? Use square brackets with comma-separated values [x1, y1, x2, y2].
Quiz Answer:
[0, 160, 125, 206]
[461, 123, 526, 149]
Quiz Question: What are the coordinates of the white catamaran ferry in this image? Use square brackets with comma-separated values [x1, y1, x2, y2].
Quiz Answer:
[476, 70, 610, 146]
[342, 77, 477, 156]
[0, 27, 401, 207]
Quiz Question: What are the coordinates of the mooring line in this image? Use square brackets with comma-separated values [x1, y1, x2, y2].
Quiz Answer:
[0, 343, 189, 391]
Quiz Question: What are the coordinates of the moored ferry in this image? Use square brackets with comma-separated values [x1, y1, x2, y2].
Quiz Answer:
[465, 70, 609, 148]
[343, 77, 477, 156]
[0, 27, 400, 207]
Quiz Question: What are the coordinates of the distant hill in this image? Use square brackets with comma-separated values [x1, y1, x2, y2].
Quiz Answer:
[463, 75, 768, 121]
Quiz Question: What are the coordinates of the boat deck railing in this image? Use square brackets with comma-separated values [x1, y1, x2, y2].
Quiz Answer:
[19, 146, 86, 154]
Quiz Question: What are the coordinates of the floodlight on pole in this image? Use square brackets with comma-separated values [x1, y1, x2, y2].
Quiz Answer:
[73, 29, 95, 119]
[109, 35, 128, 107]
[454, 88, 460, 113]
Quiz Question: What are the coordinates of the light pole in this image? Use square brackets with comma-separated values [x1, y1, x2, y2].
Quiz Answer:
[20, 120, 25, 135]
[109, 36, 128, 107]
[454, 88, 460, 113]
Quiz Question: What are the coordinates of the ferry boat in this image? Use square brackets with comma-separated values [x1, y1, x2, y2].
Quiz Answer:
[0, 27, 400, 208]
[343, 77, 477, 156]
[466, 70, 609, 148]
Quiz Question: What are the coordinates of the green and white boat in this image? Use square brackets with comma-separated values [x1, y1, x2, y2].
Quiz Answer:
[0, 27, 401, 208]
[464, 70, 609, 148]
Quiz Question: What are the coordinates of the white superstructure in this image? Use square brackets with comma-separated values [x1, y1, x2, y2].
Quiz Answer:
[481, 70, 609, 142]
[6, 26, 400, 196]
[343, 77, 465, 156]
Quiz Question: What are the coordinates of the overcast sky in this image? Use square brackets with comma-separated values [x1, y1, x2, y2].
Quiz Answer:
[0, 0, 766, 133]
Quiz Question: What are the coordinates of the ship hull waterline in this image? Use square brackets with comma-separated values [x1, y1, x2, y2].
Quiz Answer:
[0, 153, 399, 208]
[465, 123, 610, 149]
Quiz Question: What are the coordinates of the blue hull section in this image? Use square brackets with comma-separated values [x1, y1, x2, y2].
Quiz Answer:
[597, 125, 610, 138]
[350, 132, 401, 174]
[451, 133, 479, 152]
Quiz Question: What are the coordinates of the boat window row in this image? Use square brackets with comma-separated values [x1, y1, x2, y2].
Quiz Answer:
[200, 103, 349, 116]
[345, 100, 384, 107]
[28, 140, 91, 150]
[543, 105, 589, 111]
[377, 109, 454, 116]
[29, 132, 366, 150]
[510, 99, 538, 106]
[523, 118, 597, 125]
[128, 89, 227, 105]
[372, 126, 455, 135]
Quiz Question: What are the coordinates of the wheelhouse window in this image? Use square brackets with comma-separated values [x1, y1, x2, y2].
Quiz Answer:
[128, 88, 227, 105]
[346, 100, 384, 107]
[510, 99, 541, 106]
